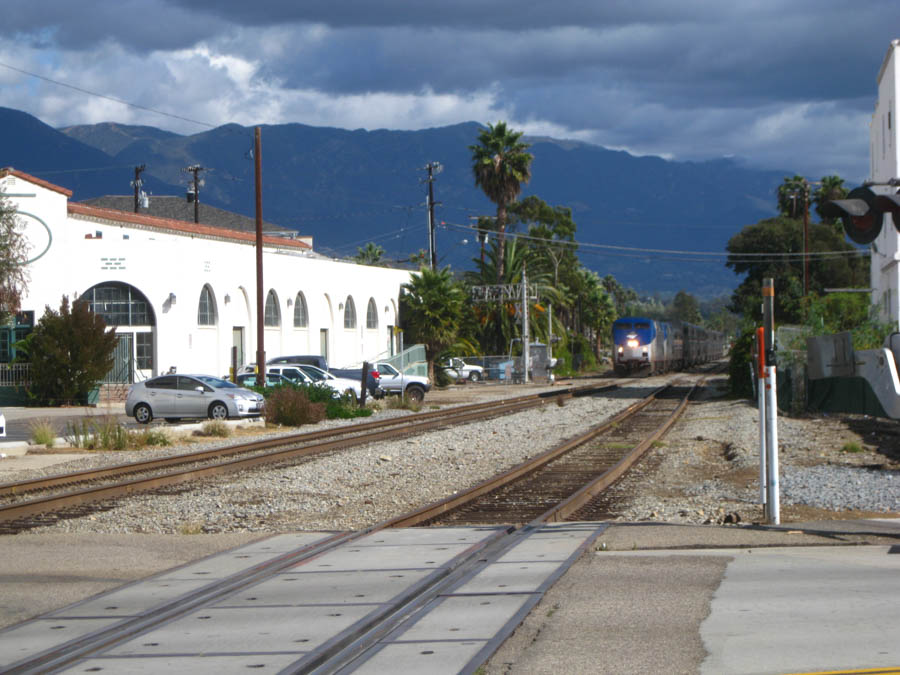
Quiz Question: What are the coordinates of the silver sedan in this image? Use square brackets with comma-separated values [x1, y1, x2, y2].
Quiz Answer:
[125, 374, 264, 424]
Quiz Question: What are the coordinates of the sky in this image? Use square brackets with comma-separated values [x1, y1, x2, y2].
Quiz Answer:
[1, 1, 898, 184]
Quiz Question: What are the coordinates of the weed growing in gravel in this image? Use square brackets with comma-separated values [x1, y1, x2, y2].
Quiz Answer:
[196, 420, 232, 438]
[384, 394, 422, 412]
[130, 428, 171, 448]
[841, 442, 863, 453]
[28, 418, 56, 448]
[177, 522, 205, 535]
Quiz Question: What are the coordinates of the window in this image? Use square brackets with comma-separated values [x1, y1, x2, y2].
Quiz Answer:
[265, 289, 281, 327]
[293, 292, 308, 328]
[197, 285, 217, 326]
[366, 298, 378, 329]
[343, 296, 356, 329]
[85, 282, 153, 326]
[136, 332, 153, 370]
[147, 375, 177, 389]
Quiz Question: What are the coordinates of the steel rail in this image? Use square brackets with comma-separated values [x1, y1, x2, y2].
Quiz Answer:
[3, 375, 704, 674]
[538, 379, 699, 523]
[384, 384, 669, 528]
[0, 384, 616, 528]
[0, 383, 608, 498]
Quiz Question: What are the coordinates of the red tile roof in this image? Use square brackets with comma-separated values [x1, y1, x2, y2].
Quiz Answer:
[68, 202, 312, 249]
[0, 167, 74, 197]
[0, 169, 310, 250]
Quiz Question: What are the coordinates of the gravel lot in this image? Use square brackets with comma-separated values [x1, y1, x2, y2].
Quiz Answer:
[3, 374, 898, 535]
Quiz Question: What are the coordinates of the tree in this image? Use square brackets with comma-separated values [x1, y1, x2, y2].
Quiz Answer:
[354, 242, 385, 266]
[28, 296, 119, 405]
[399, 267, 466, 382]
[777, 175, 810, 219]
[670, 290, 702, 323]
[813, 175, 848, 226]
[725, 216, 868, 323]
[469, 122, 533, 282]
[0, 189, 29, 323]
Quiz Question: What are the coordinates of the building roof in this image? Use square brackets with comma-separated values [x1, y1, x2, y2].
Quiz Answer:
[0, 167, 74, 197]
[81, 195, 294, 236]
[69, 202, 312, 250]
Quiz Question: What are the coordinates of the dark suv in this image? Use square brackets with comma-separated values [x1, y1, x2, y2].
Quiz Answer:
[267, 355, 328, 370]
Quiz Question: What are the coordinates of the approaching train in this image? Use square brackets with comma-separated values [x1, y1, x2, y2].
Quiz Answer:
[612, 316, 726, 376]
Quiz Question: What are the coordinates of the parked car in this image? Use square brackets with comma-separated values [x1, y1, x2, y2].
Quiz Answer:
[235, 372, 293, 388]
[283, 364, 371, 402]
[372, 362, 431, 403]
[126, 374, 265, 424]
[441, 357, 485, 382]
[238, 354, 329, 375]
[0, 409, 5, 437]
[329, 365, 383, 398]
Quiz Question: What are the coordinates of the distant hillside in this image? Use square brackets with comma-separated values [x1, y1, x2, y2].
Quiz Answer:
[1, 106, 788, 296]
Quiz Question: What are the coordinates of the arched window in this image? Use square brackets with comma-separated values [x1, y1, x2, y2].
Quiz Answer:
[366, 298, 378, 329]
[264, 289, 281, 327]
[343, 296, 356, 329]
[293, 292, 308, 328]
[197, 285, 217, 326]
[84, 282, 154, 326]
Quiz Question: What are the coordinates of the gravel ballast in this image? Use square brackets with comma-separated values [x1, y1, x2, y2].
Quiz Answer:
[3, 375, 898, 535]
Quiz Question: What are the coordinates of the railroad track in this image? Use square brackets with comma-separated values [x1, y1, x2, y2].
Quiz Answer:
[3, 376, 709, 674]
[0, 382, 614, 533]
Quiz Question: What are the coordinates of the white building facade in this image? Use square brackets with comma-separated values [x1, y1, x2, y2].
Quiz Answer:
[1, 168, 411, 382]
[870, 39, 900, 325]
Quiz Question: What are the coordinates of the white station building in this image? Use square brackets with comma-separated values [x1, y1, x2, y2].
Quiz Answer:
[0, 167, 411, 386]
[869, 39, 900, 325]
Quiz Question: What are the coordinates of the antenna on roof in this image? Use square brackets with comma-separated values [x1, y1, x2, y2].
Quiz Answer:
[130, 164, 146, 213]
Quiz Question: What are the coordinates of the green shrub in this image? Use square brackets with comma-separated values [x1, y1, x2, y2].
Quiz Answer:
[256, 381, 372, 421]
[65, 417, 168, 450]
[728, 324, 758, 399]
[28, 418, 56, 448]
[264, 386, 327, 426]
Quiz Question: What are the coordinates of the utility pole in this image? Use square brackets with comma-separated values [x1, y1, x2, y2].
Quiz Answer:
[422, 162, 442, 270]
[182, 164, 206, 223]
[803, 180, 810, 298]
[132, 165, 145, 213]
[254, 128, 265, 388]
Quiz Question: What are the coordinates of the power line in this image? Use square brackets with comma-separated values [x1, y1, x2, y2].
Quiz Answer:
[0, 60, 216, 129]
[439, 219, 869, 261]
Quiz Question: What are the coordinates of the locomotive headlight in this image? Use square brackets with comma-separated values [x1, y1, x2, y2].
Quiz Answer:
[617, 346, 624, 354]
[626, 339, 639, 348]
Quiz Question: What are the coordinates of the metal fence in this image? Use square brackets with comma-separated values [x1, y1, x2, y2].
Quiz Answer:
[0, 362, 31, 387]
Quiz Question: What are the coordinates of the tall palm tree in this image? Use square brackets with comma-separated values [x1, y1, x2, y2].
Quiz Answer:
[399, 266, 465, 381]
[813, 175, 847, 226]
[469, 122, 533, 282]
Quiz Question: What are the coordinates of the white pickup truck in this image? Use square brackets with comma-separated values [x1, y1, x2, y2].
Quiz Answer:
[441, 357, 485, 382]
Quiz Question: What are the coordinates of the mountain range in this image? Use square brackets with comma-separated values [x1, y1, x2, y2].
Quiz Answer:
[0, 106, 790, 297]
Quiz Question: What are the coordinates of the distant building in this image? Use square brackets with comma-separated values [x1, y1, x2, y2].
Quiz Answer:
[0, 168, 410, 386]
[870, 39, 900, 324]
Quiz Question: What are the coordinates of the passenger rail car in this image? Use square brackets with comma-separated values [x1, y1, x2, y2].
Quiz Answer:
[612, 316, 725, 376]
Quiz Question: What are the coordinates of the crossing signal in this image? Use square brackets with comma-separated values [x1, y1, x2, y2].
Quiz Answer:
[822, 186, 900, 244]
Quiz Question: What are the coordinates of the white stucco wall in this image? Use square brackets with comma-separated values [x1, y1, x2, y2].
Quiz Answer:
[870, 39, 900, 325]
[1, 170, 411, 379]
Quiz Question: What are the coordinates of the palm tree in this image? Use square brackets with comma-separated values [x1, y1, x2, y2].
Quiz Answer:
[399, 267, 465, 382]
[813, 175, 847, 226]
[469, 122, 533, 282]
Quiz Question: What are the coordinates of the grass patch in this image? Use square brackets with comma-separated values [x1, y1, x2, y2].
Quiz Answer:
[28, 418, 56, 448]
[196, 420, 232, 438]
[604, 442, 634, 451]
[177, 522, 205, 535]
[651, 440, 667, 448]
[841, 442, 864, 453]
[384, 394, 422, 412]
[65, 417, 171, 450]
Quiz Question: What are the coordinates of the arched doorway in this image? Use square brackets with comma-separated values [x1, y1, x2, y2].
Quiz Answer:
[82, 281, 156, 382]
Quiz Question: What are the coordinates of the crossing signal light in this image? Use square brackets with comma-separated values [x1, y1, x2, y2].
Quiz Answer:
[822, 186, 900, 245]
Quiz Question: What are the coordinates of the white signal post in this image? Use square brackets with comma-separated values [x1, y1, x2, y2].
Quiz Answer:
[756, 326, 767, 506]
[762, 278, 780, 524]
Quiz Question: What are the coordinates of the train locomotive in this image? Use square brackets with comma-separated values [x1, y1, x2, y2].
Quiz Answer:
[612, 316, 725, 376]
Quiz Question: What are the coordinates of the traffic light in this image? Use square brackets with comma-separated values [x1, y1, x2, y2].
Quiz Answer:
[822, 186, 900, 244]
